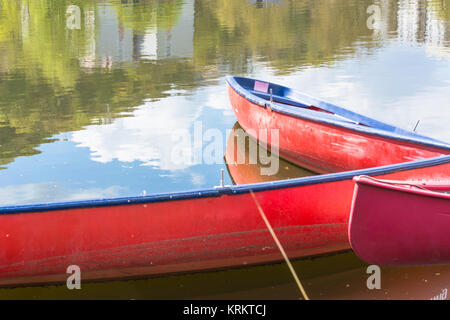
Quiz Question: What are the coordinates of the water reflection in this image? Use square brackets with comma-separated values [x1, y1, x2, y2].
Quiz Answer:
[225, 122, 315, 184]
[0, 0, 449, 199]
[1, 251, 449, 300]
[0, 182, 125, 206]
[71, 90, 233, 172]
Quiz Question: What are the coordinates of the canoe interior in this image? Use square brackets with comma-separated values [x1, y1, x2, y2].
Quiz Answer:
[233, 77, 362, 125]
[355, 176, 450, 198]
[420, 185, 450, 193]
[418, 186, 450, 195]
[229, 76, 449, 146]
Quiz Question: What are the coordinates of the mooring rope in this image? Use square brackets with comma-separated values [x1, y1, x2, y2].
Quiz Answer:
[249, 190, 310, 300]
[358, 175, 431, 191]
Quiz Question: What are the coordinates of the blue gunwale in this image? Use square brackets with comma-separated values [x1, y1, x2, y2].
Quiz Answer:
[226, 76, 450, 151]
[1, 155, 449, 215]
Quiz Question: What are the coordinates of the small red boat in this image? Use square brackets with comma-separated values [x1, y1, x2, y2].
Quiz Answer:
[226, 76, 450, 173]
[1, 155, 450, 287]
[349, 176, 450, 266]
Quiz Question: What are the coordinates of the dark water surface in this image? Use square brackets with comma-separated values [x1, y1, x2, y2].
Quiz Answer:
[2, 251, 450, 300]
[0, 0, 449, 299]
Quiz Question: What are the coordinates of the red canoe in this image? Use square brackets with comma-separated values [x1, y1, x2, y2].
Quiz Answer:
[349, 176, 450, 266]
[1, 155, 450, 287]
[226, 76, 450, 173]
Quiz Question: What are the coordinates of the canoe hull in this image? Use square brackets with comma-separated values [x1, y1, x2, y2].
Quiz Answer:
[227, 79, 449, 173]
[349, 177, 450, 266]
[1, 157, 450, 287]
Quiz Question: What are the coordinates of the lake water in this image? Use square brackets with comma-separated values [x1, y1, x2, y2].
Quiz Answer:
[1, 0, 449, 204]
[0, 0, 449, 299]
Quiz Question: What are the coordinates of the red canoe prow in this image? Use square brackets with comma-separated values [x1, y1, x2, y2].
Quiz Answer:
[1, 156, 450, 287]
[349, 176, 450, 266]
[226, 76, 450, 173]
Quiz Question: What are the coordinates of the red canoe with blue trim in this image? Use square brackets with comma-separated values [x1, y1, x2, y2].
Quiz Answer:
[349, 176, 450, 266]
[226, 76, 450, 173]
[1, 156, 450, 287]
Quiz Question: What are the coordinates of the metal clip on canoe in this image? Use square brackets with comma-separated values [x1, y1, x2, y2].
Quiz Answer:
[266, 88, 274, 111]
[214, 169, 230, 189]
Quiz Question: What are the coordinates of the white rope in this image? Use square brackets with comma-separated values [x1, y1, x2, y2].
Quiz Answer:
[249, 190, 310, 300]
[358, 175, 431, 191]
